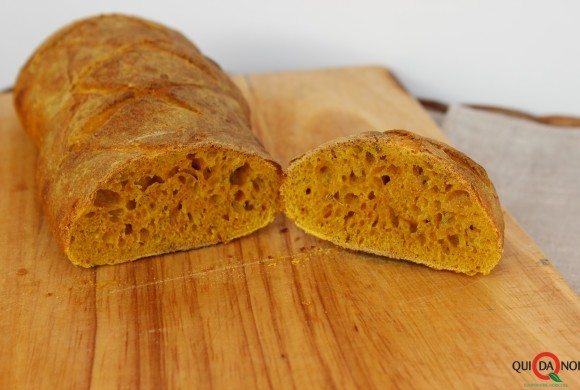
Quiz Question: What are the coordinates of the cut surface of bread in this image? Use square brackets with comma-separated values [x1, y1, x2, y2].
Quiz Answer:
[281, 130, 504, 275]
[67, 146, 280, 266]
[13, 14, 281, 266]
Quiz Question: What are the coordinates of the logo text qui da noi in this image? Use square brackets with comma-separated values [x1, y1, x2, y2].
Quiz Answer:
[513, 352, 579, 384]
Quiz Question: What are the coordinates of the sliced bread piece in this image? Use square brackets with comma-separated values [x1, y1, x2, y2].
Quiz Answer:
[281, 130, 504, 275]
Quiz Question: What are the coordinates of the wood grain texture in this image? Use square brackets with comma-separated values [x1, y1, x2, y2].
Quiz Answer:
[1, 67, 579, 389]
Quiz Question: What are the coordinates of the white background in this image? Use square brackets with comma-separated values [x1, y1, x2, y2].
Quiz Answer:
[1, 0, 578, 116]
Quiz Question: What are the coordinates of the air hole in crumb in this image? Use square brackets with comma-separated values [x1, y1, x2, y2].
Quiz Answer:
[323, 204, 333, 218]
[235, 190, 244, 201]
[94, 189, 120, 207]
[139, 228, 149, 242]
[120, 180, 129, 189]
[409, 222, 418, 233]
[102, 231, 114, 242]
[344, 192, 358, 204]
[435, 213, 442, 224]
[413, 165, 423, 176]
[418, 234, 426, 245]
[187, 213, 193, 222]
[333, 192, 340, 200]
[168, 166, 179, 177]
[381, 175, 391, 185]
[178, 175, 186, 184]
[125, 224, 133, 235]
[445, 184, 453, 192]
[388, 164, 402, 175]
[244, 201, 254, 211]
[319, 166, 329, 174]
[188, 156, 203, 170]
[177, 202, 183, 211]
[210, 194, 220, 203]
[344, 193, 357, 204]
[469, 225, 475, 231]
[448, 234, 459, 247]
[306, 188, 311, 195]
[371, 218, 379, 228]
[85, 212, 95, 218]
[172, 190, 178, 195]
[136, 175, 164, 191]
[368, 191, 375, 200]
[344, 211, 355, 221]
[126, 200, 136, 210]
[222, 214, 230, 221]
[365, 151, 375, 164]
[230, 163, 251, 185]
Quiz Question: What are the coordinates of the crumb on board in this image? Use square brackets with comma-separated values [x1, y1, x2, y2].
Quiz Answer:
[259, 246, 334, 268]
[290, 246, 333, 266]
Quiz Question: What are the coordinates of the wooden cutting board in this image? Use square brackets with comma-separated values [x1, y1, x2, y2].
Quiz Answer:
[1, 67, 579, 389]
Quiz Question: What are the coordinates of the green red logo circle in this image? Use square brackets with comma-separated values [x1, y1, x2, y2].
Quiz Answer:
[532, 352, 560, 380]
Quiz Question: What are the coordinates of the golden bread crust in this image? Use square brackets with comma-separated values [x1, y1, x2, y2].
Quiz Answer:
[14, 14, 281, 266]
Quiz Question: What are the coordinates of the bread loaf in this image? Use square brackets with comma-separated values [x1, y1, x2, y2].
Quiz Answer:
[14, 14, 282, 267]
[281, 130, 504, 275]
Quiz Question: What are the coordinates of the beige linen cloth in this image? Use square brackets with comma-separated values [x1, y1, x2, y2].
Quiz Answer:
[426, 105, 580, 293]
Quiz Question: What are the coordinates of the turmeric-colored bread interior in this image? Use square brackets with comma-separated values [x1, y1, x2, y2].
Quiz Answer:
[69, 147, 280, 266]
[282, 130, 504, 275]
